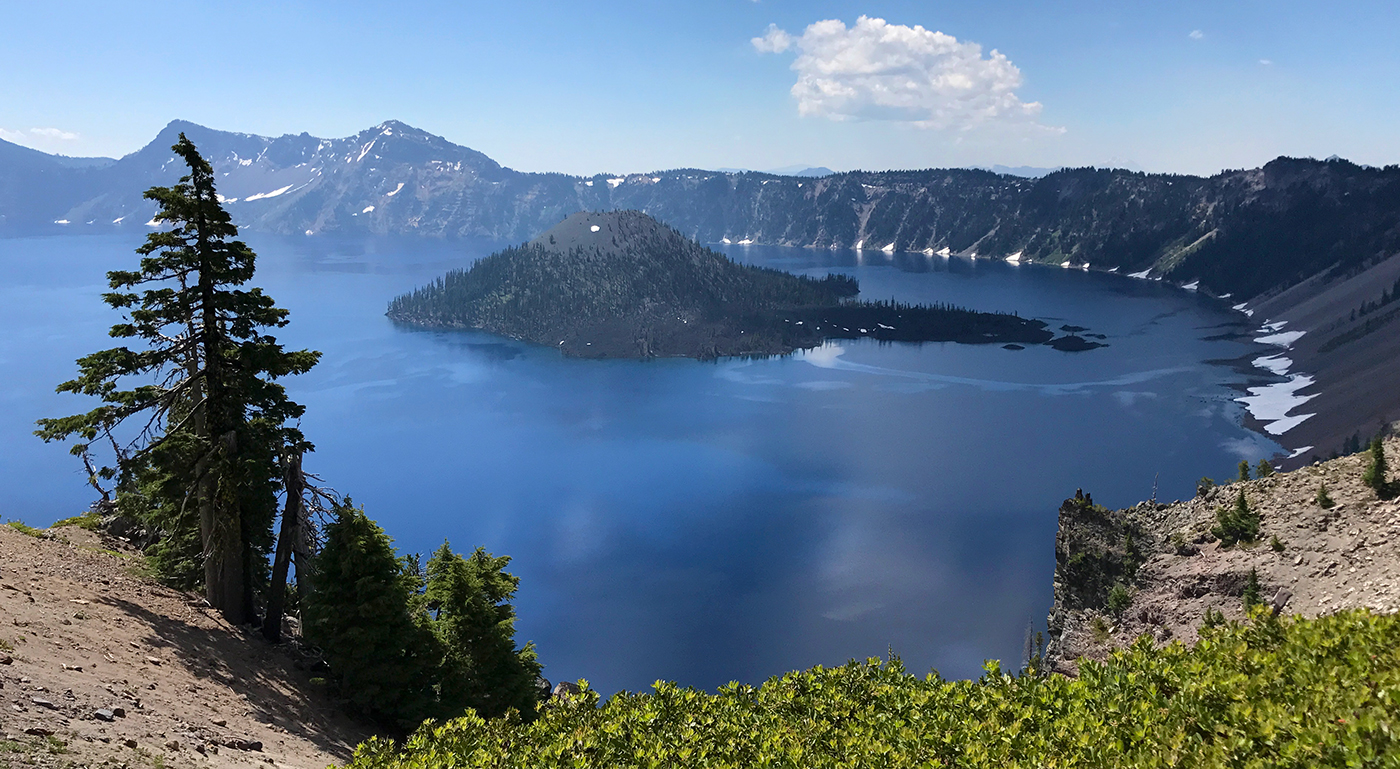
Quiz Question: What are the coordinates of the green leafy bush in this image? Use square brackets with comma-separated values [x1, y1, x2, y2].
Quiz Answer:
[346, 610, 1400, 768]
[49, 511, 102, 531]
[5, 520, 45, 538]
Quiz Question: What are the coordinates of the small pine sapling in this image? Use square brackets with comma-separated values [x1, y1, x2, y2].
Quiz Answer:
[1256, 459, 1274, 477]
[1316, 481, 1336, 508]
[1122, 532, 1142, 576]
[1242, 568, 1262, 609]
[1212, 490, 1260, 547]
[1106, 583, 1131, 616]
[1090, 615, 1111, 643]
[1362, 436, 1394, 499]
[1238, 460, 1251, 482]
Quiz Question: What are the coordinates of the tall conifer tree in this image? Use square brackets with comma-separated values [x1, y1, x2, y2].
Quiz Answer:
[36, 134, 319, 624]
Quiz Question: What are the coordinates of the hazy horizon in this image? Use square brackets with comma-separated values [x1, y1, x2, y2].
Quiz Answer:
[7, 115, 1383, 180]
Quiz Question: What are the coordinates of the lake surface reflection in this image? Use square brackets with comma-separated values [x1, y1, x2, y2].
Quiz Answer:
[0, 234, 1281, 693]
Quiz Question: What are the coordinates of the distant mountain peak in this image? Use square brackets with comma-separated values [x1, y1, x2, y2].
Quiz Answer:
[163, 118, 204, 131]
[368, 119, 411, 135]
[150, 118, 207, 144]
[362, 120, 438, 141]
[765, 164, 835, 177]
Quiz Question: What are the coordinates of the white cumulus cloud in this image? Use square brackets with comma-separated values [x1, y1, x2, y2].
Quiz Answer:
[1189, 29, 1204, 40]
[753, 16, 1058, 132]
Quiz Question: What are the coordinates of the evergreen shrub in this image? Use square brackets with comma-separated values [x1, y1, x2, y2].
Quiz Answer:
[305, 503, 543, 730]
[1316, 481, 1336, 508]
[305, 501, 438, 729]
[1242, 568, 1262, 609]
[1106, 583, 1132, 616]
[1211, 491, 1260, 547]
[1363, 437, 1394, 499]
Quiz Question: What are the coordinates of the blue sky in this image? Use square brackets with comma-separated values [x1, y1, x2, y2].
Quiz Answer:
[5, 0, 1399, 175]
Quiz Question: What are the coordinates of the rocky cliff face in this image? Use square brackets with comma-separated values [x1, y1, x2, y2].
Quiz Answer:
[6, 120, 1400, 303]
[1045, 433, 1400, 676]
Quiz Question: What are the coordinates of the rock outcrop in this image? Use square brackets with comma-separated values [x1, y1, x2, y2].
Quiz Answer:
[1045, 433, 1400, 675]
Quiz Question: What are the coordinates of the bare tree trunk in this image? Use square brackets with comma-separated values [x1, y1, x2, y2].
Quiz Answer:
[202, 497, 245, 623]
[291, 511, 313, 614]
[202, 430, 245, 625]
[263, 450, 303, 643]
[240, 505, 259, 629]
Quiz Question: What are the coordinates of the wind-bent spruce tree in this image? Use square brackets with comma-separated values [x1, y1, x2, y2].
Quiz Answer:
[36, 134, 319, 624]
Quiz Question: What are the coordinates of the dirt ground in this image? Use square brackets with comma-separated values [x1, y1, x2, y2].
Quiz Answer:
[0, 524, 370, 769]
[1049, 434, 1400, 673]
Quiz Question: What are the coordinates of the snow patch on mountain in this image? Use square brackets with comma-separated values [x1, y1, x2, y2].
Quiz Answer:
[245, 185, 294, 202]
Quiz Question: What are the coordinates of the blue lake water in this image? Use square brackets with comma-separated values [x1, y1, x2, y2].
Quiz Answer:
[0, 233, 1282, 694]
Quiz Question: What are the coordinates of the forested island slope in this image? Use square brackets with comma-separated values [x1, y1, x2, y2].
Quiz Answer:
[386, 211, 1071, 359]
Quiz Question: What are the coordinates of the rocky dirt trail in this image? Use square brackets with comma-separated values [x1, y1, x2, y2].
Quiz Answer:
[0, 523, 369, 769]
[1047, 433, 1400, 674]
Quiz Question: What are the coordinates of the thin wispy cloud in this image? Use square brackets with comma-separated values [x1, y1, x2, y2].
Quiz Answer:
[753, 16, 1060, 133]
[1189, 29, 1205, 40]
[30, 128, 79, 140]
[751, 23, 792, 53]
[0, 126, 81, 152]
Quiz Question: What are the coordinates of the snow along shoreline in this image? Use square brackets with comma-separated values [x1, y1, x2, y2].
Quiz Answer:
[1233, 316, 1319, 445]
